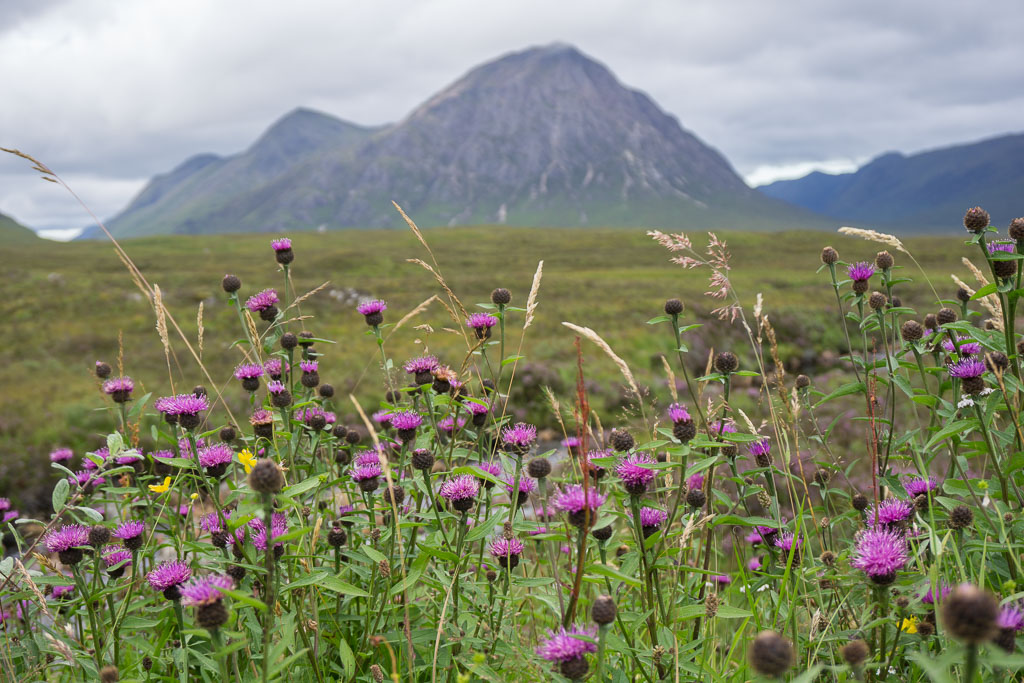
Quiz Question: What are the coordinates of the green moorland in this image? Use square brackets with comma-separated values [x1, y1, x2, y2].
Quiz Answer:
[0, 225, 982, 511]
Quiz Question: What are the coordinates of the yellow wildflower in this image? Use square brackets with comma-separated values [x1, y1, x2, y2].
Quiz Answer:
[900, 616, 918, 634]
[190, 492, 199, 500]
[238, 448, 256, 474]
[148, 476, 171, 494]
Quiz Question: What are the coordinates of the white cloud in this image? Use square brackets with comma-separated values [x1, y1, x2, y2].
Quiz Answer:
[743, 159, 865, 187]
[1, 0, 1022, 231]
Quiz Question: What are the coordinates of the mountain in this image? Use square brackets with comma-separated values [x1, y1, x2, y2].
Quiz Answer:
[758, 133, 1024, 231]
[0, 211, 39, 242]
[88, 44, 827, 238]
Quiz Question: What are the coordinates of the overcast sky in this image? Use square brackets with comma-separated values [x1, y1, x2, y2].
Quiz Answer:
[2, 0, 1022, 238]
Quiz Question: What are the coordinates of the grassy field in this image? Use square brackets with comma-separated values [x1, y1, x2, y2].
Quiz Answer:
[0, 224, 982, 509]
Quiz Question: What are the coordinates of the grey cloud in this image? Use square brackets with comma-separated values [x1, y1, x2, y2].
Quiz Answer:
[1, 0, 1022, 231]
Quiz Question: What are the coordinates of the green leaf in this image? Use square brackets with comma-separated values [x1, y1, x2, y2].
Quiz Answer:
[454, 465, 502, 488]
[219, 588, 267, 612]
[813, 381, 865, 408]
[465, 511, 503, 542]
[714, 605, 752, 619]
[646, 315, 671, 325]
[282, 570, 328, 592]
[501, 355, 525, 366]
[586, 563, 641, 588]
[51, 478, 69, 513]
[338, 638, 356, 679]
[924, 419, 973, 450]
[674, 604, 704, 620]
[361, 546, 387, 564]
[280, 474, 325, 499]
[320, 575, 370, 598]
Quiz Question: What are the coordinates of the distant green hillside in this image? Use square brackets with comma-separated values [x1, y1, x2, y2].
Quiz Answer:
[758, 133, 1024, 232]
[0, 211, 39, 242]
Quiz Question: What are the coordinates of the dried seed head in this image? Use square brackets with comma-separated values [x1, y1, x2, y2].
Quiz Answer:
[840, 639, 869, 667]
[705, 593, 720, 619]
[937, 307, 958, 325]
[370, 664, 385, 683]
[609, 429, 635, 452]
[248, 459, 284, 494]
[875, 251, 894, 270]
[99, 665, 119, 683]
[916, 620, 934, 637]
[821, 246, 839, 265]
[1009, 217, 1024, 241]
[949, 505, 974, 529]
[868, 291, 887, 310]
[963, 206, 990, 233]
[378, 560, 391, 578]
[748, 630, 794, 677]
[941, 584, 999, 643]
[664, 298, 684, 315]
[956, 287, 972, 303]
[901, 320, 923, 342]
[795, 374, 810, 389]
[756, 490, 771, 510]
[686, 488, 706, 509]
[491, 288, 512, 305]
[852, 493, 869, 512]
[527, 457, 552, 479]
[714, 351, 739, 374]
[221, 274, 241, 293]
[820, 551, 836, 567]
[591, 595, 617, 625]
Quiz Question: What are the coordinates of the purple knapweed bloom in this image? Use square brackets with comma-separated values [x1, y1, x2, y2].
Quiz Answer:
[464, 400, 489, 416]
[103, 547, 132, 569]
[867, 498, 915, 528]
[708, 421, 738, 438]
[948, 358, 986, 378]
[198, 444, 234, 469]
[404, 355, 439, 376]
[616, 453, 657, 495]
[536, 625, 598, 663]
[357, 299, 387, 315]
[902, 476, 939, 498]
[103, 377, 134, 401]
[2, 510, 17, 524]
[245, 289, 279, 313]
[372, 409, 393, 426]
[271, 238, 291, 252]
[115, 451, 143, 467]
[264, 357, 288, 378]
[299, 359, 318, 373]
[0, 498, 9, 512]
[554, 485, 607, 528]
[852, 528, 907, 583]
[390, 411, 423, 436]
[113, 520, 145, 546]
[687, 473, 705, 491]
[637, 507, 668, 537]
[354, 448, 384, 467]
[475, 461, 502, 489]
[439, 475, 480, 509]
[749, 438, 771, 459]
[505, 475, 537, 503]
[989, 241, 1015, 255]
[942, 336, 982, 355]
[501, 422, 537, 454]
[774, 531, 802, 556]
[51, 585, 74, 599]
[466, 312, 498, 338]
[438, 414, 466, 434]
[997, 603, 1024, 631]
[848, 262, 875, 282]
[267, 380, 287, 395]
[163, 393, 210, 417]
[667, 403, 691, 423]
[44, 524, 89, 553]
[180, 574, 234, 607]
[490, 537, 525, 564]
[200, 511, 229, 535]
[82, 447, 107, 470]
[249, 513, 288, 551]
[49, 448, 73, 463]
[70, 470, 105, 489]
[351, 464, 382, 482]
[711, 574, 732, 585]
[747, 556, 763, 571]
[561, 436, 582, 449]
[920, 584, 952, 605]
[234, 363, 264, 380]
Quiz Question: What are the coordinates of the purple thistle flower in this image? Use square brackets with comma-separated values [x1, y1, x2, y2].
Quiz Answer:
[851, 528, 907, 583]
[351, 464, 382, 482]
[464, 399, 489, 415]
[0, 498, 9, 512]
[354, 448, 384, 467]
[250, 408, 274, 427]
[51, 585, 74, 599]
[637, 506, 668, 531]
[295, 406, 335, 426]
[867, 498, 915, 527]
[69, 470, 105, 489]
[942, 336, 982, 355]
[49, 448, 73, 463]
[997, 603, 1024, 631]
[44, 525, 89, 553]
[490, 537, 525, 559]
[169, 393, 210, 416]
[747, 556, 763, 571]
[536, 626, 598, 662]
[616, 453, 657, 494]
[2, 511, 17, 523]
[82, 447, 107, 470]
[372, 409, 393, 426]
[504, 474, 538, 498]
[357, 299, 387, 316]
[476, 461, 502, 488]
[249, 513, 288, 551]
[902, 476, 939, 498]
[749, 437, 770, 456]
[466, 312, 498, 330]
[180, 574, 234, 607]
[234, 363, 264, 380]
[709, 421, 738, 438]
[501, 422, 537, 451]
[264, 357, 288, 378]
[103, 547, 133, 569]
[921, 584, 951, 605]
[245, 289, 279, 313]
[404, 355, 439, 374]
[197, 444, 234, 469]
[200, 511, 229, 535]
[561, 436, 582, 449]
[271, 237, 292, 252]
[115, 452, 143, 466]
[948, 359, 986, 379]
[989, 241, 1015, 254]
[103, 377, 134, 397]
[553, 485, 607, 515]
[667, 403, 691, 423]
[847, 262, 875, 282]
[687, 473, 705, 491]
[774, 531, 801, 555]
[390, 411, 423, 431]
[299, 359, 318, 373]
[267, 380, 287, 395]
[438, 414, 466, 433]
[711, 574, 732, 585]
[113, 520, 145, 542]
[439, 475, 480, 502]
